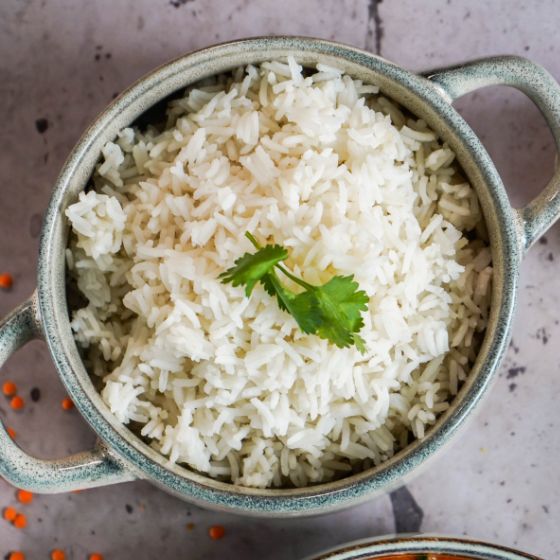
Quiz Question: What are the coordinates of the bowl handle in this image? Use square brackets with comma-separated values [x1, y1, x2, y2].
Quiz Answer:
[423, 55, 560, 253]
[0, 294, 135, 492]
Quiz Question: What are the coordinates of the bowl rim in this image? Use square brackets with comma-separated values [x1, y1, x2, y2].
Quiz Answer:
[306, 535, 542, 560]
[37, 36, 519, 515]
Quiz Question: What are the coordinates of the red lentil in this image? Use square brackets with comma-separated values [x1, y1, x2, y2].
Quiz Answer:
[208, 525, 225, 540]
[10, 395, 24, 410]
[17, 489, 33, 504]
[61, 397, 74, 411]
[0, 273, 13, 289]
[3, 506, 17, 522]
[13, 513, 27, 529]
[2, 381, 17, 397]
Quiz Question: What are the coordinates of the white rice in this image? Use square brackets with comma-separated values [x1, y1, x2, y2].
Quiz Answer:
[65, 58, 492, 488]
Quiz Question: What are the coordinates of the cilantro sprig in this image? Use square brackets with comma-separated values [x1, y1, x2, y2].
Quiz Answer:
[219, 232, 369, 352]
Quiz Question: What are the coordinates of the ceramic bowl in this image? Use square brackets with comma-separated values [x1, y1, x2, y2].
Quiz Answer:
[307, 535, 541, 560]
[1, 37, 560, 517]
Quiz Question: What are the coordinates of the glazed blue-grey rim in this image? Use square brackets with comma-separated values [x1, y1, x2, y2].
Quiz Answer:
[306, 535, 541, 560]
[1, 36, 560, 515]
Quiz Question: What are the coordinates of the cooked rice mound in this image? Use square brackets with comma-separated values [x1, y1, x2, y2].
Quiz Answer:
[65, 58, 492, 488]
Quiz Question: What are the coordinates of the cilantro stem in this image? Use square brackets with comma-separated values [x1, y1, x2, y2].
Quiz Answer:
[245, 232, 314, 291]
[275, 264, 315, 291]
[245, 231, 262, 250]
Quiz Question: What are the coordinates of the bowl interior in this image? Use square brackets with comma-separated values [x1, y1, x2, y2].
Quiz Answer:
[38, 37, 518, 513]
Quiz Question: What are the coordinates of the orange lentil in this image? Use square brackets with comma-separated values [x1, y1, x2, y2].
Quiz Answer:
[50, 550, 66, 560]
[208, 525, 225, 540]
[0, 273, 13, 289]
[89, 554, 104, 560]
[61, 397, 74, 411]
[13, 513, 27, 529]
[7, 426, 16, 439]
[10, 396, 24, 410]
[3, 506, 17, 522]
[17, 489, 33, 504]
[8, 552, 25, 560]
[2, 381, 17, 397]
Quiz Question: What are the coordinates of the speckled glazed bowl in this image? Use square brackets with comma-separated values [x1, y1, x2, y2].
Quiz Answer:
[307, 535, 541, 560]
[1, 37, 560, 517]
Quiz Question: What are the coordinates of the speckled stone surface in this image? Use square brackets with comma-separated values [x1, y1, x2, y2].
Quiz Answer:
[0, 0, 559, 558]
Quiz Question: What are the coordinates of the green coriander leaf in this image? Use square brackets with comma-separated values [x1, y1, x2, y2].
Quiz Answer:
[281, 289, 323, 335]
[352, 333, 367, 354]
[261, 270, 296, 313]
[318, 275, 369, 333]
[261, 273, 277, 299]
[218, 244, 288, 297]
[289, 275, 368, 350]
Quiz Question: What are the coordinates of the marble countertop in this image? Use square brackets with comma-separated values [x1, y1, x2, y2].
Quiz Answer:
[0, 0, 559, 557]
